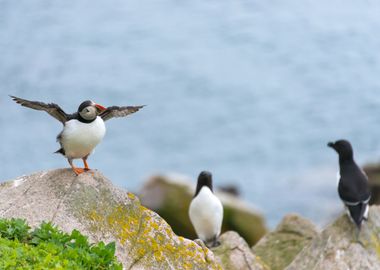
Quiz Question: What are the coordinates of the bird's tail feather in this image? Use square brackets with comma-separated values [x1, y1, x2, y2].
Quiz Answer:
[347, 203, 367, 229]
[54, 148, 65, 155]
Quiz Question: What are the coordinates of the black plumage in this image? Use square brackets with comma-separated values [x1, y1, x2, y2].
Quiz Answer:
[11, 96, 70, 124]
[10, 96, 145, 123]
[99, 105, 145, 121]
[194, 171, 213, 197]
[328, 140, 371, 228]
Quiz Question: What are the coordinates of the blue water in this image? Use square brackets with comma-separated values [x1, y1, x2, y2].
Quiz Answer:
[1, 0, 380, 227]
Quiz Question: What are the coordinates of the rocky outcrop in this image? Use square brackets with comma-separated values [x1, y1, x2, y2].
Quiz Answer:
[5, 170, 380, 270]
[252, 214, 318, 270]
[285, 206, 380, 270]
[212, 231, 269, 270]
[139, 175, 267, 246]
[0, 169, 221, 269]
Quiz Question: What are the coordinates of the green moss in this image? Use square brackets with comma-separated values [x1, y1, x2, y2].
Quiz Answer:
[254, 232, 311, 270]
[253, 215, 317, 270]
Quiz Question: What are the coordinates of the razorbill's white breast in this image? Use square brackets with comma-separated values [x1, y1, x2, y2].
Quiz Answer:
[189, 171, 223, 247]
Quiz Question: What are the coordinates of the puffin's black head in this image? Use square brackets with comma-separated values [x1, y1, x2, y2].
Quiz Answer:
[327, 139, 354, 160]
[194, 171, 213, 197]
[77, 100, 106, 122]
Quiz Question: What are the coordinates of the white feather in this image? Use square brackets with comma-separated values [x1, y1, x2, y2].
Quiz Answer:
[336, 171, 340, 186]
[188, 187, 223, 242]
[60, 116, 106, 159]
[363, 204, 369, 220]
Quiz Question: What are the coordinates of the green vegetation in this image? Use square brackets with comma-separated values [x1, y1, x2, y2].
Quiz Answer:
[0, 218, 122, 270]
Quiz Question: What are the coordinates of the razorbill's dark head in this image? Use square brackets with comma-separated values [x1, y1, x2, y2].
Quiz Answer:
[77, 100, 106, 122]
[194, 171, 213, 197]
[327, 139, 353, 160]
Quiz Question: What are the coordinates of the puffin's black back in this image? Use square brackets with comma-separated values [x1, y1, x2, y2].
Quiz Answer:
[194, 171, 213, 197]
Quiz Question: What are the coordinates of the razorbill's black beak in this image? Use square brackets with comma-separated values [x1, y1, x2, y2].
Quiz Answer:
[327, 142, 335, 148]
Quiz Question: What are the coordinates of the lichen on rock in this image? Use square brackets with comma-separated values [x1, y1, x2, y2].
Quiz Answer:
[0, 169, 221, 269]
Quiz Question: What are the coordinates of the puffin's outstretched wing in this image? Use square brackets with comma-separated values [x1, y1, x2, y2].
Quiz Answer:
[99, 105, 145, 121]
[10, 95, 69, 124]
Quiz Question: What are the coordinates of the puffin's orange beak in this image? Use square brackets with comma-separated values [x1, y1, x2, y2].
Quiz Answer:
[95, 104, 107, 111]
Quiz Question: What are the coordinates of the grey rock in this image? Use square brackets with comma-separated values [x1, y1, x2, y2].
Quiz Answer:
[252, 213, 318, 270]
[286, 206, 380, 270]
[212, 231, 269, 270]
[0, 169, 221, 270]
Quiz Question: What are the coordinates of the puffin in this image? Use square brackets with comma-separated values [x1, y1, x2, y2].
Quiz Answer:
[188, 171, 224, 247]
[11, 96, 144, 175]
[328, 139, 371, 229]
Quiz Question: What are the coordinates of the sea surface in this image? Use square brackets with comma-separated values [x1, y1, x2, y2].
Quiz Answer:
[1, 0, 380, 227]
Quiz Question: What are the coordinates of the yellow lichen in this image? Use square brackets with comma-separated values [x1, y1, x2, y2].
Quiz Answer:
[371, 233, 380, 259]
[128, 193, 136, 200]
[70, 185, 222, 269]
[137, 247, 146, 257]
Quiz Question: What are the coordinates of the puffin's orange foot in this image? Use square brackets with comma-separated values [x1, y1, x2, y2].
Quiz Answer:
[72, 168, 85, 175]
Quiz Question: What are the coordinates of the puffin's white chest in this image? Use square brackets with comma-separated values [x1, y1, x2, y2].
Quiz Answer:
[188, 187, 223, 241]
[61, 116, 106, 159]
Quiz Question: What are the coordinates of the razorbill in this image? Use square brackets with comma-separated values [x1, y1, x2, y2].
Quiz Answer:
[189, 171, 223, 247]
[328, 139, 371, 229]
[11, 96, 144, 175]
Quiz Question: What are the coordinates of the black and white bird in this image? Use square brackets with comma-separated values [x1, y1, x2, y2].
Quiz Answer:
[188, 171, 223, 247]
[11, 96, 144, 175]
[328, 139, 371, 229]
